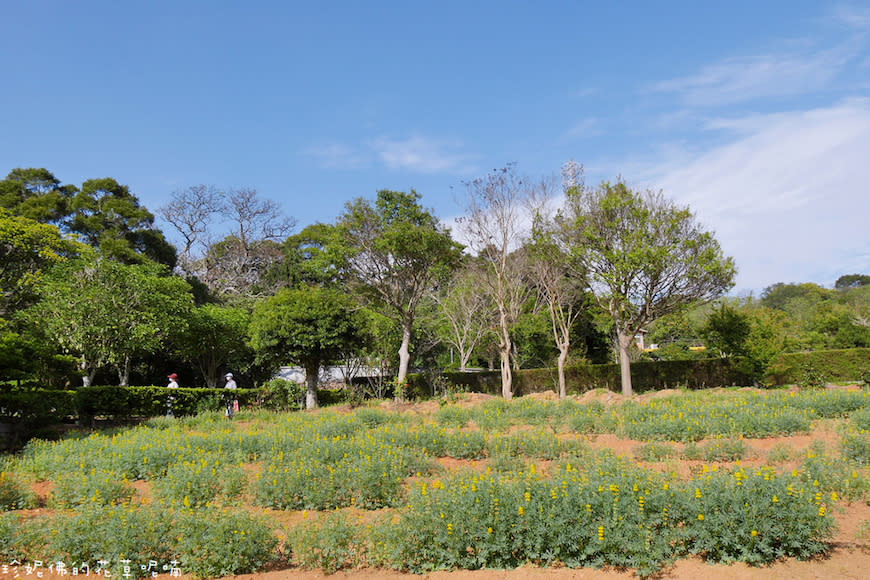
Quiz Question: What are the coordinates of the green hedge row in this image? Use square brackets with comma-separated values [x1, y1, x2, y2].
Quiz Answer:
[0, 384, 350, 426]
[0, 386, 259, 425]
[766, 348, 870, 385]
[444, 357, 754, 396]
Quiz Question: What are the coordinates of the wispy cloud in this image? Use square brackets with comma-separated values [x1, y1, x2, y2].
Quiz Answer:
[303, 143, 370, 169]
[641, 99, 870, 291]
[368, 135, 474, 174]
[835, 4, 870, 30]
[304, 135, 475, 174]
[652, 48, 852, 107]
[565, 117, 602, 139]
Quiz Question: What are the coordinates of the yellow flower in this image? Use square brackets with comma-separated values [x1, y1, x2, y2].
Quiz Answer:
[697, 514, 704, 521]
[751, 530, 757, 537]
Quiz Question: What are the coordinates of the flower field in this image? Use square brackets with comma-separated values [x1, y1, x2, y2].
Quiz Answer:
[2, 387, 870, 578]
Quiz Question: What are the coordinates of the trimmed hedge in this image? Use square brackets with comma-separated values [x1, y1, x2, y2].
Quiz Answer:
[766, 348, 870, 385]
[0, 390, 77, 425]
[444, 358, 753, 396]
[0, 386, 262, 425]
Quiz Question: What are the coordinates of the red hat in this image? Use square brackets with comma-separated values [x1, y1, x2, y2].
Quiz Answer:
[167, 373, 178, 380]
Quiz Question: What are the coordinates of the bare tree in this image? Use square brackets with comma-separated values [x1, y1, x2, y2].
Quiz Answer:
[525, 161, 589, 398]
[224, 187, 296, 256]
[172, 187, 296, 300]
[459, 164, 551, 399]
[430, 262, 493, 372]
[157, 185, 224, 272]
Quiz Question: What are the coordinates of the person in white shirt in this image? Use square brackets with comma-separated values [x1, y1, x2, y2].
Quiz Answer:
[224, 372, 238, 419]
[166, 373, 179, 417]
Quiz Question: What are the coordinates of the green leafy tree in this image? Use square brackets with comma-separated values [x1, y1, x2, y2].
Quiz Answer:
[555, 180, 736, 396]
[701, 302, 751, 358]
[742, 305, 790, 380]
[760, 282, 832, 313]
[0, 209, 83, 317]
[2, 168, 176, 268]
[67, 177, 177, 267]
[835, 274, 870, 290]
[28, 256, 193, 386]
[336, 190, 462, 390]
[249, 286, 363, 409]
[175, 304, 253, 388]
[0, 168, 77, 225]
[267, 223, 347, 289]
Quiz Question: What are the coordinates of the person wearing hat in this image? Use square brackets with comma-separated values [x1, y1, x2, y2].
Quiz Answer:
[224, 372, 238, 419]
[166, 373, 179, 417]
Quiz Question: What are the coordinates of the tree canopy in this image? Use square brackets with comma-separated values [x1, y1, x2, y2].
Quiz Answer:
[336, 189, 463, 388]
[28, 256, 193, 386]
[249, 286, 363, 408]
[555, 181, 736, 395]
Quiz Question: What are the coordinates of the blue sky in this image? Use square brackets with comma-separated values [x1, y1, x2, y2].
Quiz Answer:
[2, 1, 869, 294]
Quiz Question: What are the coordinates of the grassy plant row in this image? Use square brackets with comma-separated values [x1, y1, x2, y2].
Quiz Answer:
[289, 458, 836, 577]
[1, 505, 278, 578]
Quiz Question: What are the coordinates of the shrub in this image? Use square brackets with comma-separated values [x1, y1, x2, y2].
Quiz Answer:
[50, 470, 134, 508]
[0, 471, 35, 510]
[258, 378, 303, 411]
[174, 508, 279, 577]
[635, 442, 679, 462]
[678, 466, 835, 564]
[289, 511, 363, 573]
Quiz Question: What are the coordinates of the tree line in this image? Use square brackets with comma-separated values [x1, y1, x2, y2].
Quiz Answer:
[1, 162, 749, 406]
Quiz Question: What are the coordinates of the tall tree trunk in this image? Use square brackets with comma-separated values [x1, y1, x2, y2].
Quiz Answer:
[81, 360, 95, 387]
[117, 356, 130, 387]
[304, 364, 319, 409]
[557, 344, 569, 399]
[616, 329, 634, 397]
[497, 304, 513, 399]
[396, 320, 412, 399]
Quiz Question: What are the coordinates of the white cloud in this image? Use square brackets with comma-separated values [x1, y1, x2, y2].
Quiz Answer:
[368, 135, 473, 174]
[653, 48, 851, 107]
[303, 142, 369, 169]
[643, 99, 870, 292]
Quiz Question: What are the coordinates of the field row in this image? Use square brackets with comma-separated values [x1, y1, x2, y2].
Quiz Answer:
[1, 388, 869, 578]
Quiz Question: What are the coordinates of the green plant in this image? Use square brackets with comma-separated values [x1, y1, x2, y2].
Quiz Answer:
[799, 362, 826, 389]
[678, 466, 834, 564]
[0, 471, 35, 510]
[289, 511, 362, 573]
[681, 442, 702, 461]
[174, 508, 279, 577]
[767, 443, 793, 464]
[259, 378, 303, 411]
[50, 470, 134, 508]
[801, 441, 870, 501]
[153, 457, 246, 508]
[634, 442, 679, 462]
[841, 432, 870, 466]
[698, 438, 748, 462]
